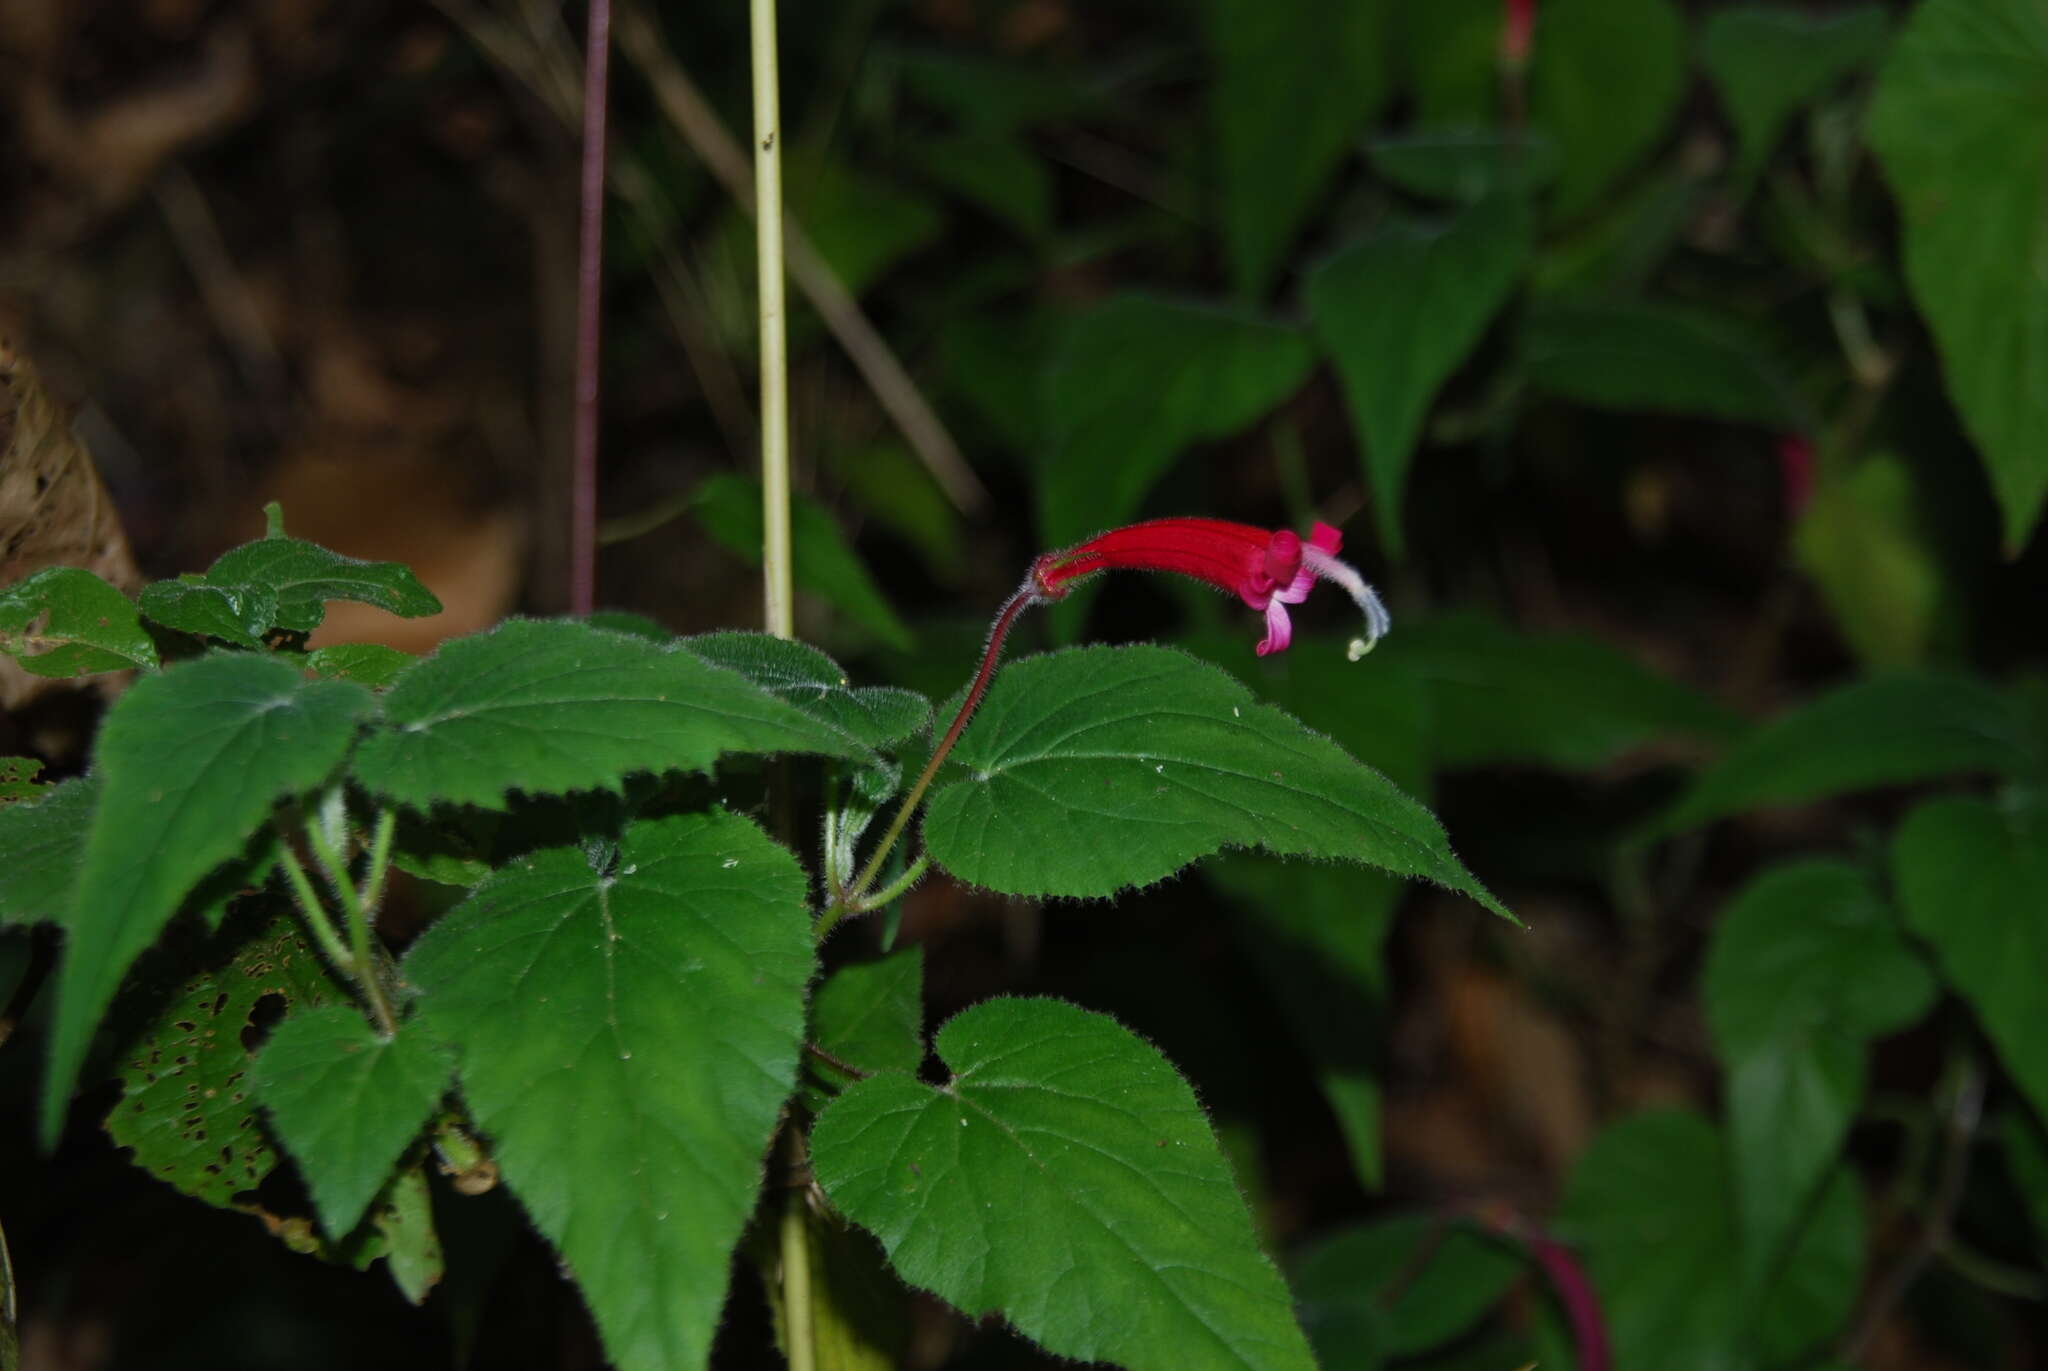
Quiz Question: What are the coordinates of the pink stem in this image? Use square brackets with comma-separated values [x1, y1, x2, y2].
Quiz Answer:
[569, 0, 612, 616]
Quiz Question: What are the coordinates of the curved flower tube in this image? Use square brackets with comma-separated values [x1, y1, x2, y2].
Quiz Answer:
[1029, 517, 1391, 658]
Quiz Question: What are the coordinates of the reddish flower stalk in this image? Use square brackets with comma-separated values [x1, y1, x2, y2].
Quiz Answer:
[1777, 434, 1816, 517]
[838, 517, 1389, 911]
[1501, 0, 1536, 69]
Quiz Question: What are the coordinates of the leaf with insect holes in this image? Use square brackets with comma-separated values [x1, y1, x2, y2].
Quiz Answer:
[348, 619, 869, 811]
[811, 996, 1318, 1371]
[106, 914, 350, 1211]
[44, 654, 372, 1144]
[0, 566, 157, 675]
[404, 809, 813, 1371]
[253, 1007, 455, 1238]
[919, 645, 1507, 915]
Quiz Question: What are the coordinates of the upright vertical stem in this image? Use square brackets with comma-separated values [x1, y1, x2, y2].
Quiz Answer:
[750, 10, 808, 1368]
[569, 0, 612, 616]
[752, 0, 794, 637]
[779, 1190, 818, 1371]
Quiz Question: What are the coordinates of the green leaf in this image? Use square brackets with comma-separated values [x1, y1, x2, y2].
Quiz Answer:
[304, 643, 416, 689]
[0, 776, 96, 929]
[1380, 611, 1741, 770]
[137, 578, 276, 649]
[371, 1164, 444, 1305]
[1703, 860, 1936, 1055]
[1182, 630, 1432, 794]
[1308, 198, 1531, 557]
[692, 475, 915, 651]
[349, 619, 866, 811]
[811, 996, 1318, 1371]
[1651, 671, 2033, 835]
[1294, 1217, 1523, 1368]
[1529, 165, 1705, 296]
[1038, 296, 1318, 549]
[0, 755, 43, 803]
[404, 810, 813, 1371]
[1559, 1110, 1865, 1371]
[1207, 0, 1395, 297]
[1402, 0, 1500, 125]
[1868, 0, 2048, 550]
[1522, 297, 1799, 426]
[920, 645, 1508, 915]
[1366, 131, 1559, 204]
[106, 914, 350, 1211]
[1795, 452, 1946, 667]
[0, 566, 157, 675]
[1701, 861, 1935, 1282]
[795, 159, 945, 300]
[46, 655, 373, 1142]
[686, 632, 930, 748]
[585, 610, 672, 641]
[203, 536, 442, 633]
[252, 1007, 454, 1238]
[810, 947, 924, 1081]
[1528, 0, 1686, 218]
[1702, 6, 1892, 179]
[905, 134, 1052, 239]
[1892, 794, 2048, 1123]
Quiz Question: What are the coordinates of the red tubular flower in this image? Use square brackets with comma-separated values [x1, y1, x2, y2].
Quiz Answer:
[1028, 517, 1391, 658]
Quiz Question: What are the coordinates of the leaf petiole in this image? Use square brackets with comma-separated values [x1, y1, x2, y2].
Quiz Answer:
[294, 800, 399, 1037]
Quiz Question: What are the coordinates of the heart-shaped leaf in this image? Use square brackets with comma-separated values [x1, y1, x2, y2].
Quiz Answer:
[920, 645, 1507, 917]
[405, 810, 813, 1371]
[811, 996, 1318, 1371]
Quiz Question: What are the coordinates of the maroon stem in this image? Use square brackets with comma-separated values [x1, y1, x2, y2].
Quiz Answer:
[568, 0, 611, 617]
[845, 582, 1040, 903]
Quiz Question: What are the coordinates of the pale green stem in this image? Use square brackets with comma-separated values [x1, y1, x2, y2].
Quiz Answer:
[752, 0, 793, 638]
[299, 809, 400, 1038]
[779, 1191, 817, 1371]
[275, 839, 354, 980]
[816, 852, 928, 942]
[753, 6, 809, 1367]
[359, 808, 399, 928]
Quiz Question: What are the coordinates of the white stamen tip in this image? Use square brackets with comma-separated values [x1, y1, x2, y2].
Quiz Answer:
[1301, 544, 1392, 660]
